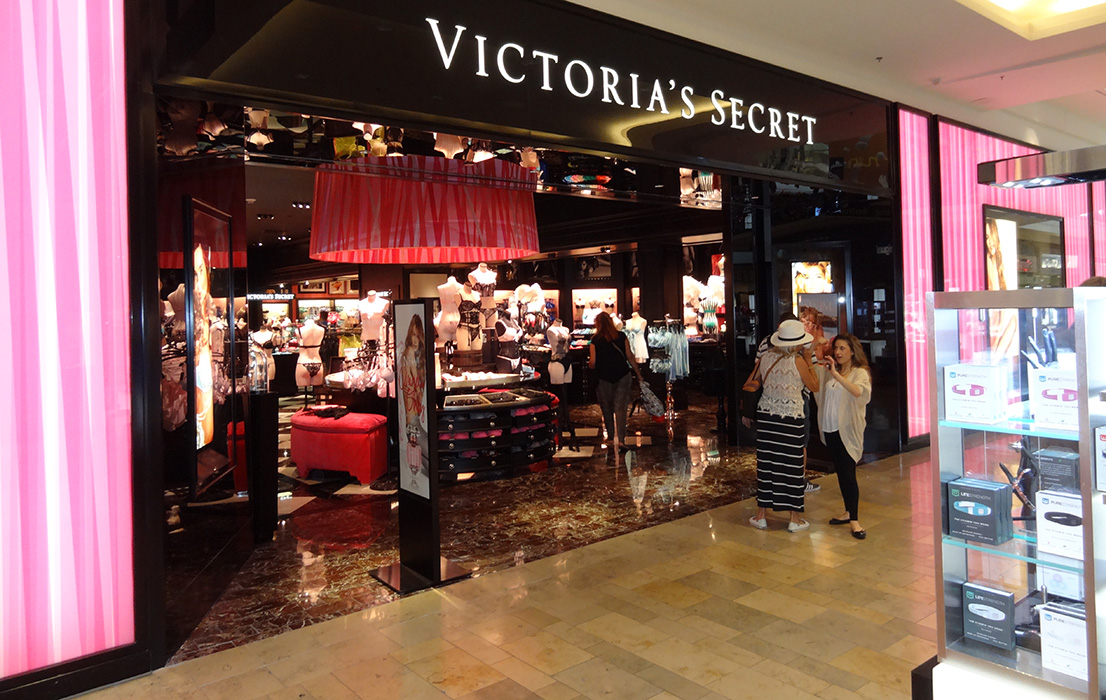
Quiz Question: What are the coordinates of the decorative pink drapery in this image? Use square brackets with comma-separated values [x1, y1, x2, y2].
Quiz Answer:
[311, 156, 540, 264]
[0, 0, 134, 679]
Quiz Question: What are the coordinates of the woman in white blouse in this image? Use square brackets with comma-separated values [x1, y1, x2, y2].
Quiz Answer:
[814, 332, 873, 540]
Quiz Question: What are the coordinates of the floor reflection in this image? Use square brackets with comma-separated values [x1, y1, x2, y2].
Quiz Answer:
[170, 391, 764, 663]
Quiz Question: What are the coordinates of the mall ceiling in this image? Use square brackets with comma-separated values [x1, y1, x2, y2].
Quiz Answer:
[574, 0, 1106, 150]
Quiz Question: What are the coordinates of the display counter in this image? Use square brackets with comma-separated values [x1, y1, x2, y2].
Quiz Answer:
[438, 387, 557, 480]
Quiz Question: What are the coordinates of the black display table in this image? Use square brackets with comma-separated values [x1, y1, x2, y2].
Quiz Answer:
[437, 387, 557, 480]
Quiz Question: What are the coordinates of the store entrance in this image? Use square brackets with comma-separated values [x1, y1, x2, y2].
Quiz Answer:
[153, 101, 891, 664]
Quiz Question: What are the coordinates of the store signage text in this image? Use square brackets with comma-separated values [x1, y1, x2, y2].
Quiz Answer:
[426, 18, 817, 145]
[247, 293, 295, 300]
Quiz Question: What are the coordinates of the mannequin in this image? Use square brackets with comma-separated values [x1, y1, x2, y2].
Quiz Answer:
[468, 262, 498, 329]
[296, 317, 326, 387]
[581, 299, 602, 326]
[495, 316, 522, 373]
[167, 284, 187, 339]
[435, 276, 463, 346]
[546, 319, 573, 384]
[250, 321, 278, 380]
[624, 312, 648, 362]
[700, 275, 725, 335]
[457, 282, 483, 352]
[611, 313, 624, 331]
[359, 290, 390, 345]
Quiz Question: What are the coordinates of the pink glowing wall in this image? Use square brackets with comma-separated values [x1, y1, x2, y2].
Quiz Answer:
[898, 113, 1095, 439]
[1095, 182, 1106, 275]
[897, 110, 934, 438]
[937, 122, 1091, 293]
[0, 0, 134, 680]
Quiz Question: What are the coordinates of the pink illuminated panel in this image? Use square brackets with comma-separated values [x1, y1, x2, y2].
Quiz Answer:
[938, 123, 1092, 292]
[0, 0, 134, 680]
[898, 109, 934, 438]
[1095, 182, 1106, 275]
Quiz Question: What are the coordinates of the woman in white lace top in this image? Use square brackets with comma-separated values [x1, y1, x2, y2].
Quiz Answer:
[747, 319, 820, 533]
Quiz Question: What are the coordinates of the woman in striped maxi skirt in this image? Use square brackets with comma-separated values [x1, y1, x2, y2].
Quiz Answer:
[746, 319, 820, 533]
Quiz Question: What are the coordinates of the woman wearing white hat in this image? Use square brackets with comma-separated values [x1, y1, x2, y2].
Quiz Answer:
[748, 318, 820, 532]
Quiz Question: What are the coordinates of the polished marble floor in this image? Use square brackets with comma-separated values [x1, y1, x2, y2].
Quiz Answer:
[170, 393, 780, 662]
[84, 445, 936, 700]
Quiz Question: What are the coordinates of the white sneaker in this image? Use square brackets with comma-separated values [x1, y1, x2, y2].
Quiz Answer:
[804, 481, 821, 493]
[748, 516, 768, 530]
[788, 519, 810, 533]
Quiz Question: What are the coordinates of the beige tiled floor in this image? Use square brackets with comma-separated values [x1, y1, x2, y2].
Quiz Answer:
[79, 448, 937, 700]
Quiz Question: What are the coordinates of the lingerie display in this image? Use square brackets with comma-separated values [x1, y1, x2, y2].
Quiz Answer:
[458, 299, 481, 341]
[302, 362, 323, 379]
[495, 318, 522, 373]
[700, 297, 719, 333]
[647, 324, 690, 381]
[468, 263, 498, 328]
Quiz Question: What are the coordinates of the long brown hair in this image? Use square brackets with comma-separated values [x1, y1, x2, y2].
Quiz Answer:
[593, 311, 619, 341]
[832, 332, 870, 376]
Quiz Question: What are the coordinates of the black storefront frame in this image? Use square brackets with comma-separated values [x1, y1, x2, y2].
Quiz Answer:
[1, 2, 899, 698]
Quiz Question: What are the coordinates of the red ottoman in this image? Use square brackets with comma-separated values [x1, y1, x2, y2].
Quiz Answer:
[290, 408, 388, 485]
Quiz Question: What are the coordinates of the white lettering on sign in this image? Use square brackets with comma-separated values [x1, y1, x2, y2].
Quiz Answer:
[425, 18, 817, 145]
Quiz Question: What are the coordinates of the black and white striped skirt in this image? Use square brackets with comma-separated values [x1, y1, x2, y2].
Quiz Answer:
[755, 411, 805, 512]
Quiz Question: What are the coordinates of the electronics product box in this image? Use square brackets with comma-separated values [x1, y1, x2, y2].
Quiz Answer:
[1028, 367, 1078, 430]
[1034, 446, 1080, 494]
[1037, 551, 1084, 602]
[1040, 601, 1088, 681]
[1095, 425, 1106, 492]
[943, 364, 1006, 424]
[1036, 489, 1084, 559]
[946, 478, 1013, 545]
[961, 581, 1016, 650]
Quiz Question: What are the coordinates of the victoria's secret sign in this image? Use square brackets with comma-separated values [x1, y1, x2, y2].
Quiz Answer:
[426, 18, 817, 145]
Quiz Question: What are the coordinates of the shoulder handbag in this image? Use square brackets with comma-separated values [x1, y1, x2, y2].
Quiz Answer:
[740, 355, 784, 420]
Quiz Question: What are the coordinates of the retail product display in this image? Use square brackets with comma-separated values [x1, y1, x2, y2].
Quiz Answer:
[962, 581, 1016, 650]
[438, 388, 557, 479]
[929, 288, 1106, 698]
[624, 312, 648, 361]
[435, 276, 463, 346]
[295, 318, 326, 388]
[1034, 446, 1079, 493]
[456, 282, 482, 352]
[942, 363, 1006, 423]
[1029, 367, 1078, 429]
[1036, 489, 1083, 559]
[946, 477, 1013, 545]
[1040, 601, 1088, 681]
[359, 291, 390, 344]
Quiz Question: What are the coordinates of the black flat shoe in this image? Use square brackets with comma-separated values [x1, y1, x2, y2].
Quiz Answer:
[829, 518, 850, 526]
[851, 530, 867, 540]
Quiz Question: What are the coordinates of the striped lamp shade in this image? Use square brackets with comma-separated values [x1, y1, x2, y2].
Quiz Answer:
[310, 156, 540, 264]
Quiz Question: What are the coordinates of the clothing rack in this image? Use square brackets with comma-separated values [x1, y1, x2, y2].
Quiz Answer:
[648, 317, 684, 440]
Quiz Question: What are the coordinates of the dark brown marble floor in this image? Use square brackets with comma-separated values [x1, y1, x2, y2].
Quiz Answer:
[168, 392, 790, 664]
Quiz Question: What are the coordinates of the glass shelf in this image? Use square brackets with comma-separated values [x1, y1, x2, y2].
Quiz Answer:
[942, 536, 1084, 574]
[938, 399, 1081, 441]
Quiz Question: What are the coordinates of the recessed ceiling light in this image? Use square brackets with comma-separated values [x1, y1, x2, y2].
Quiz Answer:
[954, 0, 1106, 39]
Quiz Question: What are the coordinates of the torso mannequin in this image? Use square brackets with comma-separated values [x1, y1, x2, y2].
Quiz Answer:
[456, 282, 483, 351]
[251, 326, 277, 379]
[468, 262, 498, 328]
[359, 291, 390, 344]
[625, 312, 649, 362]
[547, 327, 574, 386]
[167, 284, 187, 339]
[296, 318, 326, 387]
[436, 276, 463, 345]
[495, 317, 522, 373]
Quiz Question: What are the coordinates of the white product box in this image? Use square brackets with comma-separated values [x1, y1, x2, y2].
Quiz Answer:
[1028, 367, 1078, 430]
[1040, 604, 1087, 681]
[1036, 490, 1084, 560]
[943, 364, 1006, 423]
[1095, 426, 1106, 492]
[1037, 551, 1084, 602]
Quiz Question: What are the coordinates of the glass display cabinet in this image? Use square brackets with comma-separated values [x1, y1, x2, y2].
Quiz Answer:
[928, 287, 1106, 697]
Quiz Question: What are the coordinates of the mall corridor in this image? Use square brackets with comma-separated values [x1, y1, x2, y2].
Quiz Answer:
[80, 448, 935, 700]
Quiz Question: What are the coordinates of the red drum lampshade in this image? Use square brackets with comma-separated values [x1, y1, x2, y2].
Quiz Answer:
[310, 156, 540, 264]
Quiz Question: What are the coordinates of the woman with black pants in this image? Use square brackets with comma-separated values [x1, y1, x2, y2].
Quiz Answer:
[814, 333, 872, 540]
[589, 311, 642, 452]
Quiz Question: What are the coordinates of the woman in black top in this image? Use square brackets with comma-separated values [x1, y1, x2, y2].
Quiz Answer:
[589, 312, 643, 452]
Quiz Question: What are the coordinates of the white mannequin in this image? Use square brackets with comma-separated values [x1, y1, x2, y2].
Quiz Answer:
[250, 322, 277, 380]
[547, 319, 570, 358]
[456, 282, 482, 351]
[359, 290, 390, 344]
[436, 276, 463, 345]
[611, 313, 624, 331]
[625, 312, 649, 362]
[468, 262, 498, 328]
[296, 317, 326, 387]
[167, 284, 187, 337]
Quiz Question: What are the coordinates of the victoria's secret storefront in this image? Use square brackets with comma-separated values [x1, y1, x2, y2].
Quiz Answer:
[1, 1, 910, 697]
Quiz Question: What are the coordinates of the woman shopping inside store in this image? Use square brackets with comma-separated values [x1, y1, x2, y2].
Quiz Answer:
[588, 311, 644, 453]
[813, 332, 872, 540]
